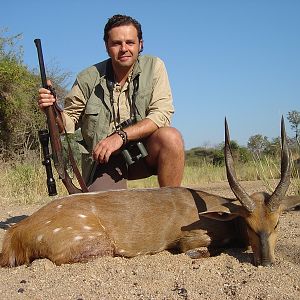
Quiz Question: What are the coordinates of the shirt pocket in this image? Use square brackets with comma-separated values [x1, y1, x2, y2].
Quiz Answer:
[82, 103, 101, 143]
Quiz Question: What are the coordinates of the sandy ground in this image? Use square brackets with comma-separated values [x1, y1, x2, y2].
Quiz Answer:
[0, 181, 299, 300]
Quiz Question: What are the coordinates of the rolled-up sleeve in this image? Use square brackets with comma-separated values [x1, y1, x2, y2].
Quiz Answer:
[63, 82, 87, 133]
[146, 58, 174, 127]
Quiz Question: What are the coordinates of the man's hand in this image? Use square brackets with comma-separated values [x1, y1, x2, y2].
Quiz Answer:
[38, 79, 56, 110]
[93, 133, 124, 163]
[93, 119, 158, 163]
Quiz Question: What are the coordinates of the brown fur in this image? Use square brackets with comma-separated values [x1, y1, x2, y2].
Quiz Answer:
[0, 188, 244, 266]
[1, 187, 298, 267]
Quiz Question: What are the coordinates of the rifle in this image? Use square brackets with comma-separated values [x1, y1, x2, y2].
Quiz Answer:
[34, 38, 88, 195]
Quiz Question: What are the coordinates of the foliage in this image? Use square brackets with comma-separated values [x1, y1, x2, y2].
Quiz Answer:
[247, 134, 270, 157]
[238, 146, 252, 163]
[0, 29, 70, 159]
[0, 28, 23, 62]
[185, 140, 252, 166]
[287, 110, 300, 140]
[0, 36, 43, 158]
[185, 146, 220, 166]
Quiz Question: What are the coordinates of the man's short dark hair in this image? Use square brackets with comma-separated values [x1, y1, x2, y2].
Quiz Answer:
[103, 14, 143, 45]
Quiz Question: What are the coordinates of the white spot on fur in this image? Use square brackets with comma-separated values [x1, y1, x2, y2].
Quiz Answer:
[9, 251, 16, 266]
[78, 214, 87, 218]
[119, 249, 125, 254]
[67, 227, 72, 230]
[45, 220, 51, 224]
[74, 236, 83, 241]
[83, 226, 92, 230]
[53, 228, 62, 233]
[89, 235, 95, 239]
[57, 204, 62, 209]
[91, 205, 97, 214]
[37, 234, 43, 242]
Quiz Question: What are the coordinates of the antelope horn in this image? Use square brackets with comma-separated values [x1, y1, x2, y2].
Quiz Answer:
[267, 116, 291, 211]
[224, 118, 256, 212]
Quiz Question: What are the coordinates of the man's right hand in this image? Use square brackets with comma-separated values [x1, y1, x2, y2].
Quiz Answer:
[38, 79, 56, 110]
[92, 133, 124, 164]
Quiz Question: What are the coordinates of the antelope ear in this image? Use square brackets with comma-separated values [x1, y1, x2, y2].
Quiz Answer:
[200, 212, 237, 221]
[281, 195, 300, 211]
[199, 201, 247, 221]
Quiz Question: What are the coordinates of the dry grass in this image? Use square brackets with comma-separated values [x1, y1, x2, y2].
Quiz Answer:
[1, 154, 298, 205]
[0, 158, 67, 205]
[252, 153, 300, 195]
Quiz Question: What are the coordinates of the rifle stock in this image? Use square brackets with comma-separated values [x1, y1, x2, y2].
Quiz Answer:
[34, 39, 88, 195]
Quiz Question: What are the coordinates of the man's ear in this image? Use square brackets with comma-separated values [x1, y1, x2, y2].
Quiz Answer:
[105, 42, 111, 57]
[139, 39, 144, 53]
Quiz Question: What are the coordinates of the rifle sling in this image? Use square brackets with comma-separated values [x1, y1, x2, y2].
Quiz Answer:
[53, 104, 89, 193]
[65, 135, 89, 193]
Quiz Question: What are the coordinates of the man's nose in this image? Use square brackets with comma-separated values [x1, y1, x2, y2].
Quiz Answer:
[120, 42, 128, 52]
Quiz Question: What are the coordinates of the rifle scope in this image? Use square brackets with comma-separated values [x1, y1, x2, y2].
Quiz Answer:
[39, 129, 57, 196]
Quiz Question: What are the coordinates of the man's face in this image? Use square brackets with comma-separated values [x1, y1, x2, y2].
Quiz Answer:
[106, 24, 143, 70]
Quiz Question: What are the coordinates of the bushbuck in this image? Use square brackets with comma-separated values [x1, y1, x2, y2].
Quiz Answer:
[0, 118, 299, 267]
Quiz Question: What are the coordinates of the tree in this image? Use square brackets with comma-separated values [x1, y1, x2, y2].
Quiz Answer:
[238, 146, 252, 163]
[287, 110, 300, 140]
[215, 140, 251, 164]
[247, 134, 269, 156]
[0, 29, 70, 159]
[264, 137, 281, 157]
[0, 31, 40, 158]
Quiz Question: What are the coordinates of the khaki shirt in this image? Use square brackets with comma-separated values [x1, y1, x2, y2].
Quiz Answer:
[63, 57, 174, 134]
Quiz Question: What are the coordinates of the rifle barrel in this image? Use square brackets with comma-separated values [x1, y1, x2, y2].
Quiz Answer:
[34, 38, 65, 179]
[34, 38, 87, 194]
[34, 39, 48, 88]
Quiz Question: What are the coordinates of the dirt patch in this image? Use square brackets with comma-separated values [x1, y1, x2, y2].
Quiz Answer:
[0, 181, 299, 299]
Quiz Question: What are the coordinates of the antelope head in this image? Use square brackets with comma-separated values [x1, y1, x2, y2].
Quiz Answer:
[224, 117, 291, 266]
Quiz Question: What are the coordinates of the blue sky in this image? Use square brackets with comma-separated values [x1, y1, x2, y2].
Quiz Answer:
[1, 0, 299, 149]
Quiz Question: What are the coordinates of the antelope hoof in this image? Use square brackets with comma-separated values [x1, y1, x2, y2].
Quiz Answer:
[185, 247, 210, 259]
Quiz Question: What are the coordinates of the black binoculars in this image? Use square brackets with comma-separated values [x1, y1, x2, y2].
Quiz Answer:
[122, 141, 148, 166]
[117, 118, 148, 166]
